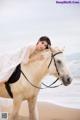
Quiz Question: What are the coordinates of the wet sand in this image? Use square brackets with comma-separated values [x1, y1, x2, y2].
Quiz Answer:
[0, 101, 80, 120]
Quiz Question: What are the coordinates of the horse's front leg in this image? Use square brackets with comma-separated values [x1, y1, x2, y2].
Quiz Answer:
[28, 96, 39, 120]
[10, 95, 22, 120]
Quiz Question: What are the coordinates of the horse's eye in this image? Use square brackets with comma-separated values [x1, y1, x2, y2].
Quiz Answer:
[57, 60, 61, 64]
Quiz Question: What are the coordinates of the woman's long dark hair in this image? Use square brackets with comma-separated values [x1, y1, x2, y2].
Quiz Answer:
[38, 36, 51, 49]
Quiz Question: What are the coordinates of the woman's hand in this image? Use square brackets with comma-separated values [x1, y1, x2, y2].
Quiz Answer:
[29, 55, 44, 63]
[36, 55, 44, 60]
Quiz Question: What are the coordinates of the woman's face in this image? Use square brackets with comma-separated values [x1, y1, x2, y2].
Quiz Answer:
[36, 41, 48, 51]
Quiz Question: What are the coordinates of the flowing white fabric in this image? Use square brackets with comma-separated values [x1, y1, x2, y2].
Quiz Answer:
[0, 44, 35, 82]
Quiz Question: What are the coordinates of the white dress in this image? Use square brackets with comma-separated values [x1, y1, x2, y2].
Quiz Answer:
[0, 44, 36, 82]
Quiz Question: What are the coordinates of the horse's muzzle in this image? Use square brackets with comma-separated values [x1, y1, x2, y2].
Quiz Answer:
[61, 75, 72, 86]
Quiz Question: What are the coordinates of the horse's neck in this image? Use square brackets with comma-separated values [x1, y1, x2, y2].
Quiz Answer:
[21, 58, 49, 85]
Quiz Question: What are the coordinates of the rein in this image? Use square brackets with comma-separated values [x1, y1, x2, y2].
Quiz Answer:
[20, 51, 63, 89]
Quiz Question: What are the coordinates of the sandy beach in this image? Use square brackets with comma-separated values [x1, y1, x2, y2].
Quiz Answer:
[0, 101, 80, 120]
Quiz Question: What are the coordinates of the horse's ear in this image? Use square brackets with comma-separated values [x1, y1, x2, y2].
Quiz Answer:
[49, 46, 65, 52]
[55, 47, 65, 52]
[61, 47, 65, 52]
[49, 46, 60, 52]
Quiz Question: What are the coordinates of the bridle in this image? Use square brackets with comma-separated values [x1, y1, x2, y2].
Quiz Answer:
[20, 51, 63, 89]
[42, 51, 63, 88]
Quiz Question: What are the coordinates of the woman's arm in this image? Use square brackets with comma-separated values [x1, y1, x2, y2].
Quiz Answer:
[22, 45, 33, 64]
[22, 45, 44, 64]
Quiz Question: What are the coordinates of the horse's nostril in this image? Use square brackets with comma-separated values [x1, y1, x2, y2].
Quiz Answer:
[67, 77, 72, 83]
[61, 76, 72, 86]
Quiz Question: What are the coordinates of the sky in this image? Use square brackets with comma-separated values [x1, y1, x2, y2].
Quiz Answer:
[0, 0, 80, 55]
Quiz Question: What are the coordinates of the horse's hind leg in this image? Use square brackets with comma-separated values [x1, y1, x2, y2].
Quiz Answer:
[10, 96, 22, 120]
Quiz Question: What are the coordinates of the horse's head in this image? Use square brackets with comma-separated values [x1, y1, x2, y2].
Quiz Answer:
[43, 48, 72, 86]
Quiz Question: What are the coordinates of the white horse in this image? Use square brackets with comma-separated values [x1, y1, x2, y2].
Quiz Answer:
[0, 48, 72, 120]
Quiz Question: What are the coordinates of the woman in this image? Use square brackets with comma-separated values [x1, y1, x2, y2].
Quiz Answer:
[23, 36, 51, 63]
[0, 36, 51, 83]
